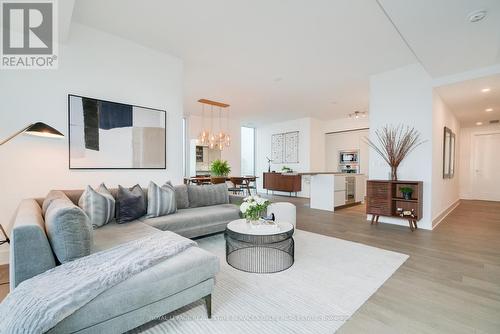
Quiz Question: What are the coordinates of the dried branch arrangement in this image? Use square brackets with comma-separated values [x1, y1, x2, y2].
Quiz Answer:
[364, 125, 426, 180]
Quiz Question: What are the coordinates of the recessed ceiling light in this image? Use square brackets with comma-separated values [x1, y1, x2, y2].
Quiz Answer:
[476, 122, 483, 126]
[485, 108, 493, 112]
[481, 88, 491, 93]
[468, 10, 487, 23]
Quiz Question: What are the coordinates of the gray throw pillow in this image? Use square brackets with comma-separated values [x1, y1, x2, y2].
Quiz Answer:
[166, 181, 189, 209]
[78, 183, 115, 229]
[116, 184, 146, 223]
[187, 183, 229, 208]
[147, 182, 176, 218]
[44, 194, 93, 263]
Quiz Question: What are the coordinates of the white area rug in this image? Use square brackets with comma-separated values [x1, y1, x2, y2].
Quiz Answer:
[132, 230, 408, 333]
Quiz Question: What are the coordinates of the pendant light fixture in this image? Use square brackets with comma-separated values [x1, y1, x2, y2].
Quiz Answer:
[198, 99, 230, 151]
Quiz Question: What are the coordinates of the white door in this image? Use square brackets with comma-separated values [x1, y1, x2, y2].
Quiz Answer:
[472, 132, 500, 201]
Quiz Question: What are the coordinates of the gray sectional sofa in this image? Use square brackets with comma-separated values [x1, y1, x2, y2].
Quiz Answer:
[9, 184, 242, 334]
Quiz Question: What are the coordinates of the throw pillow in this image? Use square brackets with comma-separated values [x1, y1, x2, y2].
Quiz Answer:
[187, 183, 229, 208]
[44, 193, 93, 263]
[147, 181, 177, 218]
[116, 184, 146, 223]
[166, 181, 189, 209]
[78, 183, 115, 228]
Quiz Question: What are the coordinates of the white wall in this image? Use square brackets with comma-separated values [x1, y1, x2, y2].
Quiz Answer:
[323, 117, 369, 133]
[255, 118, 313, 197]
[309, 118, 326, 172]
[459, 123, 500, 199]
[0, 23, 184, 232]
[325, 129, 370, 175]
[369, 64, 434, 229]
[431, 93, 461, 227]
[186, 115, 241, 177]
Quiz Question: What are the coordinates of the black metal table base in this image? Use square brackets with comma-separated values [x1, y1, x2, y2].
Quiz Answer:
[225, 227, 294, 273]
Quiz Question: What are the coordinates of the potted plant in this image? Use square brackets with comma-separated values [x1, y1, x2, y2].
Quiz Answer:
[210, 159, 231, 177]
[240, 195, 271, 223]
[281, 166, 292, 173]
[400, 186, 413, 200]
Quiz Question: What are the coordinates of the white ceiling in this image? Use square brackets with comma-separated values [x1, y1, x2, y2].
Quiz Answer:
[71, 0, 500, 125]
[379, 0, 500, 77]
[436, 74, 500, 127]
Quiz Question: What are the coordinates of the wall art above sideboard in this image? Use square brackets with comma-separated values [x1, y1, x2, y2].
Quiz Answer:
[68, 94, 166, 169]
[271, 131, 299, 163]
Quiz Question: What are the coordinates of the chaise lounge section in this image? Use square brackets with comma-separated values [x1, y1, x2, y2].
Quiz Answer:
[9, 183, 242, 333]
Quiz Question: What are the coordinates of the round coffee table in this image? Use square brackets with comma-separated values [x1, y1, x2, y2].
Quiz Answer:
[225, 219, 294, 273]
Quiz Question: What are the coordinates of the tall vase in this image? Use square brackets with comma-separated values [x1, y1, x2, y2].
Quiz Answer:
[390, 166, 398, 181]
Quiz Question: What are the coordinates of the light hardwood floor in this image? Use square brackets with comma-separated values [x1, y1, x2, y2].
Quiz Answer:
[0, 199, 499, 333]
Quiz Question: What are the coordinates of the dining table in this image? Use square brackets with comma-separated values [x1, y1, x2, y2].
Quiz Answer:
[183, 176, 259, 195]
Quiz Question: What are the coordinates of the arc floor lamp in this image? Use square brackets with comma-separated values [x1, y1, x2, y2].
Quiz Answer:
[0, 122, 64, 245]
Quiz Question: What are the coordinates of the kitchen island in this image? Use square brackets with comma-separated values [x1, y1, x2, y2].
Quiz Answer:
[299, 172, 366, 211]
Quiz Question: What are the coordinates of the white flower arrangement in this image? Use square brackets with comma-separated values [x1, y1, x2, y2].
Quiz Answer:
[240, 195, 270, 221]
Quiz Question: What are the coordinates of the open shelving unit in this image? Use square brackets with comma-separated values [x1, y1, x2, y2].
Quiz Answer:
[366, 180, 423, 231]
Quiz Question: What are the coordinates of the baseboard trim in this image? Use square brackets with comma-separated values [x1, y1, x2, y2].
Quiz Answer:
[432, 199, 461, 229]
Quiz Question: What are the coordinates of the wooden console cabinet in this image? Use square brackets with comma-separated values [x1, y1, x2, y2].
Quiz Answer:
[263, 172, 302, 196]
[366, 180, 423, 231]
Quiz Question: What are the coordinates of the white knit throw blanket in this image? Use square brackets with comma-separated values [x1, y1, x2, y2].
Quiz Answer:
[0, 231, 196, 334]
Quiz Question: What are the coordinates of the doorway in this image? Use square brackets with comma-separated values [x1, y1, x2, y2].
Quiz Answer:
[472, 132, 500, 201]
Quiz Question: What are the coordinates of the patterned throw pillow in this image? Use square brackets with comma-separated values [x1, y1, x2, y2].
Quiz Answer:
[78, 183, 116, 229]
[116, 184, 147, 224]
[147, 181, 177, 218]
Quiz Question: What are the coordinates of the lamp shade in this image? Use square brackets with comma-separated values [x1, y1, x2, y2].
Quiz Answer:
[24, 122, 64, 139]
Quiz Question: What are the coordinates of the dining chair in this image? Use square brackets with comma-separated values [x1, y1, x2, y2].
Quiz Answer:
[228, 177, 245, 194]
[243, 176, 257, 195]
[210, 177, 227, 185]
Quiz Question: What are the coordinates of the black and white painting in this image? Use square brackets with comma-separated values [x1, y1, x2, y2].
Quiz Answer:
[271, 133, 284, 163]
[69, 95, 166, 169]
[271, 131, 299, 164]
[284, 131, 299, 163]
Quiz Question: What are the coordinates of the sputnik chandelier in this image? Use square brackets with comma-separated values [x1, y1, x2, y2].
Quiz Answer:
[198, 99, 230, 150]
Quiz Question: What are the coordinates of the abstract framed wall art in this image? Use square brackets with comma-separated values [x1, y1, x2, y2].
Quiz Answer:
[68, 94, 166, 169]
[271, 131, 299, 164]
[284, 131, 299, 163]
[271, 133, 284, 163]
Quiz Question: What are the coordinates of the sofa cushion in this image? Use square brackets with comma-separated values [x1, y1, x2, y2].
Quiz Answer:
[42, 190, 69, 215]
[147, 182, 176, 218]
[187, 183, 229, 208]
[44, 195, 93, 263]
[141, 204, 240, 237]
[48, 246, 219, 333]
[116, 185, 146, 223]
[168, 182, 189, 209]
[78, 184, 115, 228]
[92, 221, 160, 253]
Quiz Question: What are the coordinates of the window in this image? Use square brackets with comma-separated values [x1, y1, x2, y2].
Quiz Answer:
[182, 117, 187, 177]
[241, 126, 255, 176]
